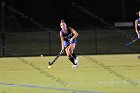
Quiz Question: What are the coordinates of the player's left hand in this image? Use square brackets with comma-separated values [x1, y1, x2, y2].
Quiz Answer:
[69, 39, 73, 44]
[138, 32, 140, 38]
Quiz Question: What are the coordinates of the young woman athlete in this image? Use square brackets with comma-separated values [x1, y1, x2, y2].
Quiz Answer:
[59, 19, 79, 68]
[135, 11, 140, 38]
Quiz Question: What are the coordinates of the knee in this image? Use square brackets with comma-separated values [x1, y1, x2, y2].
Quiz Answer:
[67, 54, 71, 58]
[66, 51, 72, 58]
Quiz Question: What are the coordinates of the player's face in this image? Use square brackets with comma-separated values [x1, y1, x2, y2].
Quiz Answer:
[60, 23, 67, 31]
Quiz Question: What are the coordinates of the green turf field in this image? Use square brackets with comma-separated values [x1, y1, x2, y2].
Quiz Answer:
[0, 54, 140, 93]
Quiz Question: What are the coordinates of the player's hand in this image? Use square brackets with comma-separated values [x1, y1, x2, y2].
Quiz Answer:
[138, 32, 140, 38]
[69, 39, 73, 44]
[138, 34, 140, 38]
[61, 49, 64, 53]
[61, 46, 65, 53]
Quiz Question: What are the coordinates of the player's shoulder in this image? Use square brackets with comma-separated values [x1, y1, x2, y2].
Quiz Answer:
[60, 30, 63, 34]
[68, 26, 72, 28]
[135, 19, 138, 22]
[68, 27, 74, 31]
[60, 30, 62, 32]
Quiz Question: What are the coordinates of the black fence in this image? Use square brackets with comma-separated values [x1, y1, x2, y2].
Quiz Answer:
[0, 27, 140, 57]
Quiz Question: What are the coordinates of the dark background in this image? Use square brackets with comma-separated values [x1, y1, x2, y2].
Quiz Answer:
[0, 0, 140, 56]
[2, 0, 140, 28]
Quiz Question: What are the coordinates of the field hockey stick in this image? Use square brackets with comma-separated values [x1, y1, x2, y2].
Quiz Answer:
[126, 38, 140, 46]
[48, 44, 70, 66]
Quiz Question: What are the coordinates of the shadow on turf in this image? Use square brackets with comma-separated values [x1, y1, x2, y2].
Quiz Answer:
[85, 56, 138, 86]
[2, 92, 6, 93]
[16, 57, 68, 86]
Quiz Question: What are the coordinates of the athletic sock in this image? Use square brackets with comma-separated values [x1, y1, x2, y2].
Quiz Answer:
[69, 57, 76, 65]
[72, 53, 77, 59]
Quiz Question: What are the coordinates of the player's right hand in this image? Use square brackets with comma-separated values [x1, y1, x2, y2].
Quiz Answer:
[138, 32, 140, 38]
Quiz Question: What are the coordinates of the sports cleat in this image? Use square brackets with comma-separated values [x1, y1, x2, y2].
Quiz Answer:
[72, 57, 78, 68]
[74, 56, 78, 65]
[72, 64, 78, 68]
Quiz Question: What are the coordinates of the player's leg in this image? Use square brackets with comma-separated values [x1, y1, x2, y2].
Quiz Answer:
[64, 40, 78, 67]
[70, 40, 78, 64]
[65, 46, 75, 65]
[69, 43, 78, 67]
[138, 31, 140, 38]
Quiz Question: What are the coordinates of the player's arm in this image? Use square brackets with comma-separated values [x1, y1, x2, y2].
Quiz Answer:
[135, 20, 138, 34]
[135, 19, 140, 38]
[60, 31, 65, 50]
[69, 27, 79, 43]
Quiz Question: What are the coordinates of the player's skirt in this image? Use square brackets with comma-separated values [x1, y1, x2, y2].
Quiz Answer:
[64, 39, 77, 47]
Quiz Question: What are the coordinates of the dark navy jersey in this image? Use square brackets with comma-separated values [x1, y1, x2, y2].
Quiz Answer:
[60, 27, 74, 42]
[137, 18, 140, 31]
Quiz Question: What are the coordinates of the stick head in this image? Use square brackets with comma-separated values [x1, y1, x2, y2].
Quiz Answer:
[48, 62, 52, 65]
